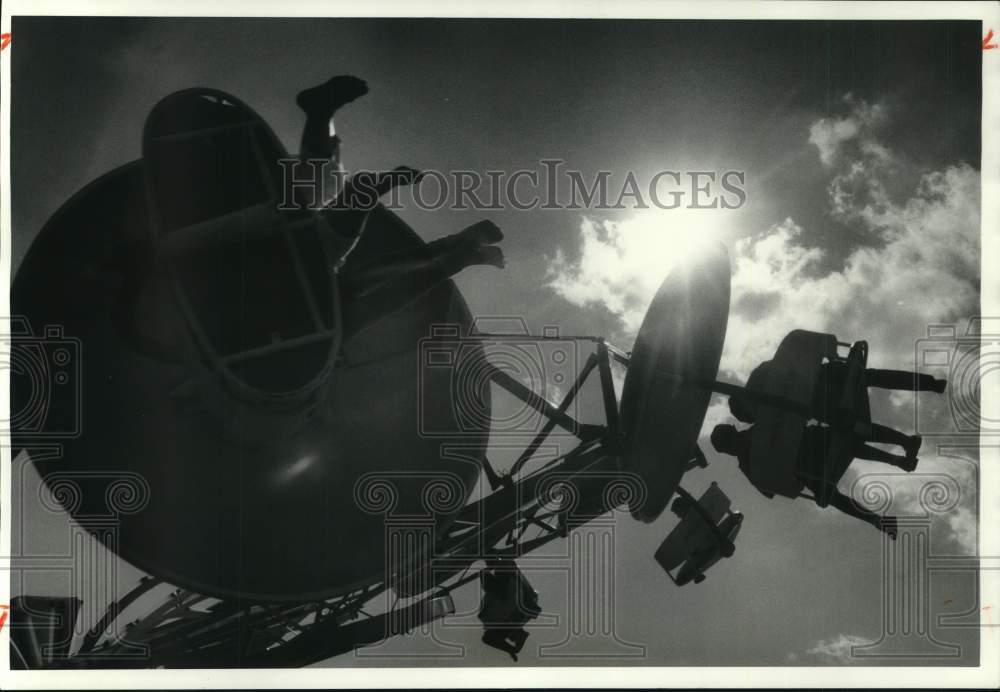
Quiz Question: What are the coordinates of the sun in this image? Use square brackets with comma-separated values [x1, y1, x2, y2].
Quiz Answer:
[547, 204, 739, 334]
[611, 206, 733, 280]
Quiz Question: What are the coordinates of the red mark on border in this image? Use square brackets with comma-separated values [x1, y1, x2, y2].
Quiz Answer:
[0, 33, 10, 51]
[984, 29, 998, 51]
[0, 605, 9, 633]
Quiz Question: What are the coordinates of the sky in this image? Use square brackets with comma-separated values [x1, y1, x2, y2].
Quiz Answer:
[9, 17, 983, 667]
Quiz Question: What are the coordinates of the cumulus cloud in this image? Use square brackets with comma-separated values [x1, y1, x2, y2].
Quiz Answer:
[806, 633, 870, 663]
[547, 208, 731, 335]
[725, 217, 838, 378]
[545, 94, 980, 550]
[725, 162, 978, 381]
[548, 159, 979, 384]
[808, 94, 889, 167]
[844, 449, 978, 552]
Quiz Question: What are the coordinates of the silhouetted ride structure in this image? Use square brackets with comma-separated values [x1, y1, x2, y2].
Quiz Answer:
[9, 88, 889, 668]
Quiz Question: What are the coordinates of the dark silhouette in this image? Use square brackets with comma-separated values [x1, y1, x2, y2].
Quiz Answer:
[338, 220, 505, 337]
[296, 75, 367, 181]
[477, 560, 542, 661]
[294, 74, 505, 339]
[294, 74, 425, 239]
[816, 360, 946, 404]
[728, 358, 944, 459]
[727, 387, 756, 424]
[710, 423, 904, 538]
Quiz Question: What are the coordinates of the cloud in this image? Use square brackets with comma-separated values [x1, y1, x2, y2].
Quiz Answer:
[724, 100, 979, 551]
[808, 94, 889, 167]
[546, 208, 738, 337]
[844, 449, 978, 552]
[547, 102, 978, 382]
[724, 217, 837, 378]
[544, 94, 980, 550]
[724, 161, 978, 381]
[806, 633, 870, 663]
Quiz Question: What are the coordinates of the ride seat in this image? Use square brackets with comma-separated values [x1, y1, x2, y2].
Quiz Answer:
[796, 340, 871, 506]
[744, 330, 837, 498]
